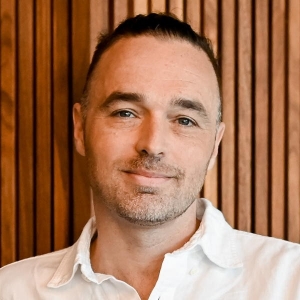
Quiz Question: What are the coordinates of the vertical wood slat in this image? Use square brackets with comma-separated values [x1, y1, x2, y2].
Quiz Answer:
[114, 0, 128, 28]
[168, 0, 183, 20]
[202, 0, 218, 207]
[1, 0, 300, 268]
[185, 0, 201, 33]
[287, 0, 300, 242]
[17, 0, 34, 260]
[271, 0, 286, 239]
[254, 0, 269, 236]
[220, 0, 236, 228]
[150, 0, 166, 13]
[71, 0, 91, 241]
[35, 0, 52, 255]
[202, 0, 218, 55]
[237, 0, 252, 232]
[53, 0, 70, 251]
[0, 0, 16, 266]
[133, 0, 148, 15]
[90, 0, 109, 57]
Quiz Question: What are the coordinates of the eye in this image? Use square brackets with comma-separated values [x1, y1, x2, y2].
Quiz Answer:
[177, 117, 196, 127]
[114, 110, 135, 118]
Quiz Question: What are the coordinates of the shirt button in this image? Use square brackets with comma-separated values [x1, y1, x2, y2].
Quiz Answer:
[189, 267, 199, 275]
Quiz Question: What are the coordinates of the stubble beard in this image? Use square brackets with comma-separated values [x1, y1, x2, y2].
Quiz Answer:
[87, 153, 209, 227]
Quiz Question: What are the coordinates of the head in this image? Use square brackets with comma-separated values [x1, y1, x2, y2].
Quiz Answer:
[73, 13, 225, 226]
[80, 13, 222, 124]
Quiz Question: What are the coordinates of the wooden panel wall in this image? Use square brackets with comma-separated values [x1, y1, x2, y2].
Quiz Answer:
[0, 0, 299, 266]
[0, 0, 91, 267]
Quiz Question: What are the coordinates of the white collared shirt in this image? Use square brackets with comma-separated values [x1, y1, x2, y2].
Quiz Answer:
[0, 198, 299, 299]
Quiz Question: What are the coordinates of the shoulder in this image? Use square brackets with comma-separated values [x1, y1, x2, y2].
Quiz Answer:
[235, 229, 300, 255]
[232, 230, 300, 296]
[235, 230, 300, 275]
[0, 248, 68, 296]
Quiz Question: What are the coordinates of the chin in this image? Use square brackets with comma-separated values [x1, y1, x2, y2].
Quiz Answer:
[112, 195, 194, 227]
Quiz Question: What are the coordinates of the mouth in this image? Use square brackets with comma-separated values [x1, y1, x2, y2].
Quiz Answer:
[123, 169, 174, 185]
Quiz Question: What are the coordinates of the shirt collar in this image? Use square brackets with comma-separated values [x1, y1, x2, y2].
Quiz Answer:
[195, 198, 243, 269]
[47, 198, 243, 288]
[47, 217, 98, 288]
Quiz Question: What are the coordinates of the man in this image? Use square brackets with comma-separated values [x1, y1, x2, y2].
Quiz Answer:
[0, 13, 299, 299]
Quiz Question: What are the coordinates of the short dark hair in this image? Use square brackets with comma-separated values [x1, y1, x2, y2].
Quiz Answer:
[81, 13, 221, 123]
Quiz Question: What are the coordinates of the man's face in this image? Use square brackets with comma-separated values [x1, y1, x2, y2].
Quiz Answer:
[73, 36, 224, 226]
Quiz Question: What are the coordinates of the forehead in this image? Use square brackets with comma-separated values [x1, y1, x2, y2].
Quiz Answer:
[89, 36, 219, 114]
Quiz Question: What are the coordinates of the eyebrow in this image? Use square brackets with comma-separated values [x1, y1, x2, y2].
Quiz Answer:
[99, 91, 209, 119]
[171, 98, 209, 118]
[100, 91, 144, 108]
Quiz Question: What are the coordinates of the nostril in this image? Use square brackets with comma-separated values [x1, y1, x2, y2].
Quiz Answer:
[140, 149, 163, 156]
[139, 151, 164, 163]
[141, 149, 148, 155]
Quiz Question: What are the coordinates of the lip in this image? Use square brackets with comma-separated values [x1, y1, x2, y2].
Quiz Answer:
[126, 169, 172, 178]
[123, 169, 173, 185]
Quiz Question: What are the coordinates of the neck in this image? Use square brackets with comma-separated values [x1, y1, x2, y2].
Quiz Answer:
[90, 200, 200, 299]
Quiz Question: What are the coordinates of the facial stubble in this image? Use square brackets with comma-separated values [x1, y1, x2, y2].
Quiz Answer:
[86, 149, 210, 227]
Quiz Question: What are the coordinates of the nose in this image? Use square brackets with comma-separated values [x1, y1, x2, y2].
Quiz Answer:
[135, 116, 167, 157]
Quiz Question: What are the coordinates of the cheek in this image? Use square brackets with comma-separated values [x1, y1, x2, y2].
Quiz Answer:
[178, 136, 213, 156]
[85, 126, 135, 166]
[175, 139, 214, 172]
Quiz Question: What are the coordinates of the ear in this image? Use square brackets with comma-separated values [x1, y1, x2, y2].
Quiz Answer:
[207, 122, 225, 170]
[73, 103, 86, 156]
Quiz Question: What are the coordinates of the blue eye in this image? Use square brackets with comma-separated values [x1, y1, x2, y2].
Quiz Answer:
[178, 118, 195, 126]
[116, 110, 135, 118]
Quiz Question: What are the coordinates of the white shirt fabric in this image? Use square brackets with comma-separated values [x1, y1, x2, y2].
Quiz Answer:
[0, 198, 299, 299]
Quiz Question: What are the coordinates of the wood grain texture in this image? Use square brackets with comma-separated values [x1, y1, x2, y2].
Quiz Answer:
[254, 0, 269, 236]
[17, 0, 34, 260]
[114, 0, 128, 28]
[133, 0, 148, 15]
[71, 0, 91, 242]
[202, 0, 218, 207]
[1, 0, 300, 267]
[35, 0, 52, 255]
[90, 0, 109, 57]
[168, 0, 183, 20]
[0, 0, 16, 266]
[53, 0, 70, 251]
[150, 0, 166, 13]
[203, 0, 217, 54]
[271, 0, 286, 239]
[185, 0, 201, 33]
[220, 0, 236, 228]
[287, 0, 300, 242]
[237, 0, 252, 232]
